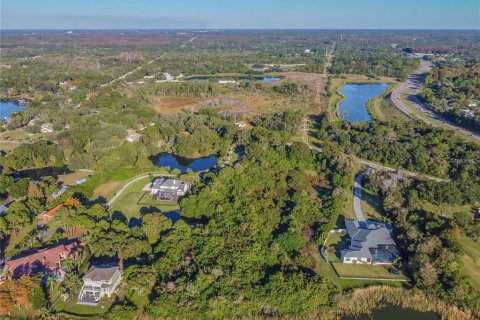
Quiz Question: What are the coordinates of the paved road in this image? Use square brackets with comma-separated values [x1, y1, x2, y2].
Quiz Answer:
[357, 158, 447, 182]
[391, 60, 480, 142]
[107, 173, 175, 208]
[353, 171, 367, 221]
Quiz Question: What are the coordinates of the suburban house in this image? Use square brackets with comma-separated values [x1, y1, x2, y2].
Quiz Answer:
[77, 264, 122, 305]
[42, 203, 64, 221]
[3, 241, 79, 279]
[150, 178, 190, 201]
[125, 129, 142, 142]
[341, 220, 398, 265]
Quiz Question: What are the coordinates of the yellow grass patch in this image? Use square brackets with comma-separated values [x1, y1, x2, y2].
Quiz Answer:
[93, 180, 123, 199]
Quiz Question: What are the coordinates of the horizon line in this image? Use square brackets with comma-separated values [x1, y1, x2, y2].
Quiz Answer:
[1, 28, 479, 31]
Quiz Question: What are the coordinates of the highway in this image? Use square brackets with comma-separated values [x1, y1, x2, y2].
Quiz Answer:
[390, 60, 480, 143]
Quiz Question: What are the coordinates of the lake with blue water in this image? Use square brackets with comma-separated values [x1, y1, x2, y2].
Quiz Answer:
[338, 83, 389, 123]
[151, 153, 219, 173]
[0, 100, 25, 121]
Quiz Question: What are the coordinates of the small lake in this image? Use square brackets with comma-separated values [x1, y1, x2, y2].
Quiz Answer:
[343, 304, 440, 320]
[186, 76, 281, 83]
[151, 153, 219, 173]
[0, 100, 25, 121]
[338, 83, 389, 123]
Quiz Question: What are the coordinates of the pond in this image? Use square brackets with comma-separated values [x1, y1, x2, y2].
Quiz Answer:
[338, 83, 389, 123]
[0, 100, 25, 121]
[343, 303, 440, 320]
[186, 76, 281, 83]
[150, 153, 219, 173]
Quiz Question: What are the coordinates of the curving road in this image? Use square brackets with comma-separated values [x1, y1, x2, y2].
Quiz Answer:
[391, 60, 480, 142]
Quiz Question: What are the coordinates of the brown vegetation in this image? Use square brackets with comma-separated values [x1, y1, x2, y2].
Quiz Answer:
[337, 286, 477, 320]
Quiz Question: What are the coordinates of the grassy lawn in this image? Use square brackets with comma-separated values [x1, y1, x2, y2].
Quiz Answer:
[367, 83, 409, 122]
[461, 236, 480, 291]
[110, 177, 180, 219]
[324, 231, 348, 262]
[331, 262, 408, 281]
[53, 293, 112, 317]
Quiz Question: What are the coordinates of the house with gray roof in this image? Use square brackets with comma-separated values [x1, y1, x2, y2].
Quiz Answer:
[77, 264, 122, 305]
[341, 219, 398, 265]
[150, 178, 190, 201]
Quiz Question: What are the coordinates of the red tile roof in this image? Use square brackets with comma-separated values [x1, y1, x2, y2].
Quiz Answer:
[5, 241, 79, 278]
[42, 203, 64, 220]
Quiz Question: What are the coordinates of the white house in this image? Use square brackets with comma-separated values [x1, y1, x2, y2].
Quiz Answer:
[150, 178, 190, 201]
[77, 264, 122, 305]
[40, 123, 54, 133]
[125, 129, 142, 142]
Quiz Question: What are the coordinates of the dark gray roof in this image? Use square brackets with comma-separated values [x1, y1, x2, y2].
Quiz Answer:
[341, 220, 398, 261]
[151, 178, 188, 190]
[83, 264, 120, 282]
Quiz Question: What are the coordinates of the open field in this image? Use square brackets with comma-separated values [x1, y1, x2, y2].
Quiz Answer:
[331, 262, 408, 281]
[110, 177, 180, 219]
[57, 171, 93, 186]
[92, 180, 124, 199]
[461, 236, 480, 290]
[420, 202, 474, 218]
[150, 96, 204, 114]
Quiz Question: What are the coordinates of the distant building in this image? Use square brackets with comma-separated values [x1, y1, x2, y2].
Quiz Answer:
[163, 72, 174, 81]
[42, 203, 64, 220]
[77, 264, 122, 305]
[341, 220, 398, 265]
[218, 80, 237, 84]
[150, 178, 190, 201]
[40, 123, 54, 133]
[52, 185, 69, 199]
[125, 129, 142, 142]
[76, 177, 87, 185]
[3, 241, 79, 279]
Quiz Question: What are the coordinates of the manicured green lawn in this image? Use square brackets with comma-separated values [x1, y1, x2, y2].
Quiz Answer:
[331, 262, 408, 281]
[461, 236, 480, 291]
[324, 231, 348, 262]
[53, 294, 112, 317]
[110, 177, 180, 219]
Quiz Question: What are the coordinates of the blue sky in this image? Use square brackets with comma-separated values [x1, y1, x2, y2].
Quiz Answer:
[1, 0, 479, 29]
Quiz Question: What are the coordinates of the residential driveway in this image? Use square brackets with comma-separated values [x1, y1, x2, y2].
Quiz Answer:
[353, 171, 367, 221]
